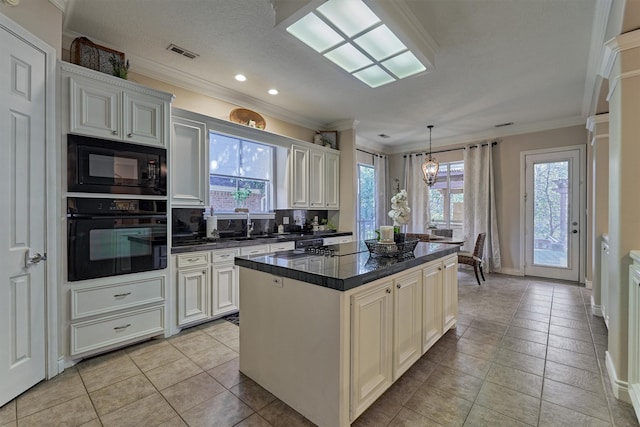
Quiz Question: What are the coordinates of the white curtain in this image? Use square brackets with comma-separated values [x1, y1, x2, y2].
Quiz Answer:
[373, 154, 389, 227]
[404, 154, 430, 233]
[463, 144, 501, 272]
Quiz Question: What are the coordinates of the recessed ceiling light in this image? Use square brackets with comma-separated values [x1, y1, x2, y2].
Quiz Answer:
[268, 89, 279, 95]
[235, 74, 247, 82]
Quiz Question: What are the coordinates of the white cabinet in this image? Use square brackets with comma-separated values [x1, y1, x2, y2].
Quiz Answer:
[63, 62, 172, 147]
[171, 115, 208, 207]
[323, 235, 353, 245]
[68, 274, 166, 356]
[269, 241, 295, 252]
[211, 249, 239, 317]
[442, 254, 458, 331]
[393, 271, 423, 380]
[176, 252, 210, 326]
[601, 237, 610, 328]
[422, 262, 443, 352]
[288, 144, 340, 209]
[350, 280, 393, 418]
[628, 251, 640, 417]
[240, 245, 270, 256]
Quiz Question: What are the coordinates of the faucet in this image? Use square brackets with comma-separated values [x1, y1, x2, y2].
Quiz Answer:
[246, 212, 254, 238]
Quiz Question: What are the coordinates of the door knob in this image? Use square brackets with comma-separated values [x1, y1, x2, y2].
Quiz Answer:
[25, 252, 47, 267]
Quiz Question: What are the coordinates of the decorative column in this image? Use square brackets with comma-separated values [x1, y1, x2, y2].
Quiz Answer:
[600, 29, 640, 402]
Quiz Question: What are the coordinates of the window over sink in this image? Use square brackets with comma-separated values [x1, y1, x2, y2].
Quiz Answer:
[209, 132, 274, 212]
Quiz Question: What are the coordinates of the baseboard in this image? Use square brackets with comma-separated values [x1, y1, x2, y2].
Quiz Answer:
[585, 279, 593, 290]
[591, 295, 603, 317]
[499, 267, 524, 276]
[606, 350, 631, 403]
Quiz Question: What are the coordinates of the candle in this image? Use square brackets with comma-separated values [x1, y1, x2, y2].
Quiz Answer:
[380, 226, 394, 242]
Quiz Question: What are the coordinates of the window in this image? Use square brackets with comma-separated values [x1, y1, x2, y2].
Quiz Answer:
[357, 164, 376, 241]
[209, 132, 274, 212]
[428, 162, 464, 237]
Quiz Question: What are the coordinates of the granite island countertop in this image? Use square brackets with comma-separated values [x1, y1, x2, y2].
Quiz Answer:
[234, 241, 460, 291]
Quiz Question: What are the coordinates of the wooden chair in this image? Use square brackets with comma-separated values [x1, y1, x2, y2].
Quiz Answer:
[458, 232, 487, 285]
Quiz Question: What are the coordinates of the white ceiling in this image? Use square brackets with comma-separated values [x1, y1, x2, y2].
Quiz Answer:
[62, 0, 606, 153]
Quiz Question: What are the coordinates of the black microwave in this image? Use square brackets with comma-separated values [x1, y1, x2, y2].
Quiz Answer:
[67, 134, 167, 196]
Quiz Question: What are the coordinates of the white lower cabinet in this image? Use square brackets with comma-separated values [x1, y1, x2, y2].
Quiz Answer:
[393, 270, 423, 380]
[69, 274, 166, 357]
[422, 262, 443, 352]
[211, 249, 239, 317]
[628, 251, 640, 418]
[350, 280, 393, 418]
[443, 254, 458, 331]
[323, 235, 353, 245]
[177, 267, 209, 326]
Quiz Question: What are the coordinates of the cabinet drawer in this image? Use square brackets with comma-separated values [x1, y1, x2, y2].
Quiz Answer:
[324, 235, 353, 245]
[212, 249, 239, 264]
[240, 245, 269, 256]
[269, 241, 295, 252]
[71, 305, 165, 356]
[71, 277, 165, 320]
[177, 252, 210, 268]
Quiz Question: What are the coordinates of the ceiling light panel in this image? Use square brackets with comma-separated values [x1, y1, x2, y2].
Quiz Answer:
[317, 0, 380, 38]
[382, 51, 426, 79]
[353, 65, 394, 88]
[286, 13, 343, 52]
[324, 43, 372, 72]
[354, 25, 405, 61]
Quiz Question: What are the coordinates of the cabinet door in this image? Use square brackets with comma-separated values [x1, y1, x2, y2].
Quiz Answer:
[289, 145, 309, 208]
[123, 92, 165, 146]
[212, 263, 239, 317]
[325, 152, 340, 209]
[350, 281, 393, 419]
[171, 117, 208, 207]
[177, 268, 209, 326]
[601, 241, 610, 328]
[630, 263, 640, 412]
[423, 262, 443, 353]
[309, 150, 325, 208]
[69, 77, 121, 139]
[393, 271, 423, 380]
[442, 255, 458, 331]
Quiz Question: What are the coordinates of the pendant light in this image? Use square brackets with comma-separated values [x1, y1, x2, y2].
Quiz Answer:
[421, 125, 439, 186]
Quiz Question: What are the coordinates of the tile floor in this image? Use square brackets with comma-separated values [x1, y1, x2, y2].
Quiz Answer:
[1, 272, 640, 426]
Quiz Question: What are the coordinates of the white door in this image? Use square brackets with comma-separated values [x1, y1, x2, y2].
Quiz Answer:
[0, 22, 48, 406]
[524, 149, 582, 281]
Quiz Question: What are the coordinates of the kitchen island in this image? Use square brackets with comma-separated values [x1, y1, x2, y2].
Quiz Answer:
[235, 241, 459, 427]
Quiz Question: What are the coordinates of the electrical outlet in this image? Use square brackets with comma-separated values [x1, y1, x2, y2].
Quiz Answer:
[283, 217, 289, 224]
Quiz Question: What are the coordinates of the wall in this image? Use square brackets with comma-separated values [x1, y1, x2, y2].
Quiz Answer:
[0, 0, 62, 57]
[388, 125, 588, 273]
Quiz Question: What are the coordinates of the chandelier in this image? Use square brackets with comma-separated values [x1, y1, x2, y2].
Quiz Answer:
[421, 125, 439, 186]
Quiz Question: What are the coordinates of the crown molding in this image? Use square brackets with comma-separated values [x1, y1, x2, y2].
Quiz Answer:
[586, 113, 609, 132]
[606, 68, 640, 101]
[583, 0, 612, 116]
[48, 0, 66, 12]
[326, 119, 359, 132]
[601, 29, 640, 79]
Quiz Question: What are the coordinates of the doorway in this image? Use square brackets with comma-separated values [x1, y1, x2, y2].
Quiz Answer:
[522, 147, 585, 282]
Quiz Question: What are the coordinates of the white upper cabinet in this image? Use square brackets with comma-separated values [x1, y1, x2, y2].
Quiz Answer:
[62, 62, 172, 147]
[288, 144, 340, 210]
[309, 149, 325, 208]
[290, 145, 309, 208]
[325, 151, 340, 209]
[171, 115, 208, 207]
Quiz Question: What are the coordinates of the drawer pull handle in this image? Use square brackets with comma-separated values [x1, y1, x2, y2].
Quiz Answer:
[114, 292, 131, 298]
[187, 258, 198, 262]
[114, 324, 131, 331]
[220, 254, 230, 258]
[111, 130, 117, 135]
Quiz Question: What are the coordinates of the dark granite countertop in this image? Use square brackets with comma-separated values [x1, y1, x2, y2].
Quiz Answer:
[234, 241, 459, 291]
[170, 231, 353, 254]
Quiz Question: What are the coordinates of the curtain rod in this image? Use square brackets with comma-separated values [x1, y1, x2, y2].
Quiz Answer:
[356, 148, 385, 157]
[402, 141, 498, 158]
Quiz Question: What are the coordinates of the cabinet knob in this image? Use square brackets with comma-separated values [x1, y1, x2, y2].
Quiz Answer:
[127, 133, 133, 137]
[397, 284, 401, 289]
[438, 267, 442, 271]
[111, 130, 117, 135]
[386, 288, 391, 294]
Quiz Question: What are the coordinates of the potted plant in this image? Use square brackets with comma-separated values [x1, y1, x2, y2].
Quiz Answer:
[232, 188, 251, 211]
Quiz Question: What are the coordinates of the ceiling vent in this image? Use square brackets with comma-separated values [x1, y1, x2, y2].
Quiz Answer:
[167, 44, 199, 59]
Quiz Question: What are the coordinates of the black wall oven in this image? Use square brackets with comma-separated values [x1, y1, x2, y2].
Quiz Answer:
[68, 134, 167, 196]
[67, 198, 167, 281]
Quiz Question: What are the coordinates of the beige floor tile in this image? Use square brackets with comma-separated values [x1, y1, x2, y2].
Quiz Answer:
[551, 308, 587, 321]
[100, 392, 178, 427]
[161, 372, 225, 414]
[89, 373, 156, 416]
[0, 401, 15, 425]
[207, 357, 246, 388]
[509, 317, 550, 333]
[78, 353, 142, 392]
[421, 365, 483, 402]
[78, 419, 102, 427]
[258, 399, 315, 427]
[388, 408, 443, 426]
[0, 421, 16, 427]
[548, 334, 596, 356]
[515, 309, 550, 323]
[550, 315, 591, 330]
[181, 390, 254, 427]
[485, 363, 543, 398]
[518, 303, 551, 315]
[16, 395, 97, 427]
[170, 332, 220, 357]
[188, 341, 239, 371]
[505, 325, 548, 345]
[157, 416, 188, 426]
[127, 340, 185, 372]
[402, 356, 437, 383]
[460, 327, 503, 346]
[351, 400, 396, 427]
[201, 321, 239, 344]
[439, 350, 492, 379]
[423, 341, 455, 363]
[16, 367, 86, 418]
[494, 348, 545, 376]
[542, 378, 609, 421]
[538, 400, 611, 426]
[553, 301, 587, 313]
[544, 360, 604, 394]
[546, 346, 600, 373]
[230, 379, 277, 412]
[75, 349, 128, 373]
[145, 356, 203, 390]
[368, 374, 423, 418]
[234, 413, 274, 427]
[500, 336, 547, 359]
[405, 386, 473, 426]
[463, 404, 532, 427]
[469, 319, 509, 334]
[549, 323, 593, 343]
[454, 337, 499, 361]
[225, 337, 240, 352]
[474, 381, 540, 425]
[606, 393, 640, 427]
